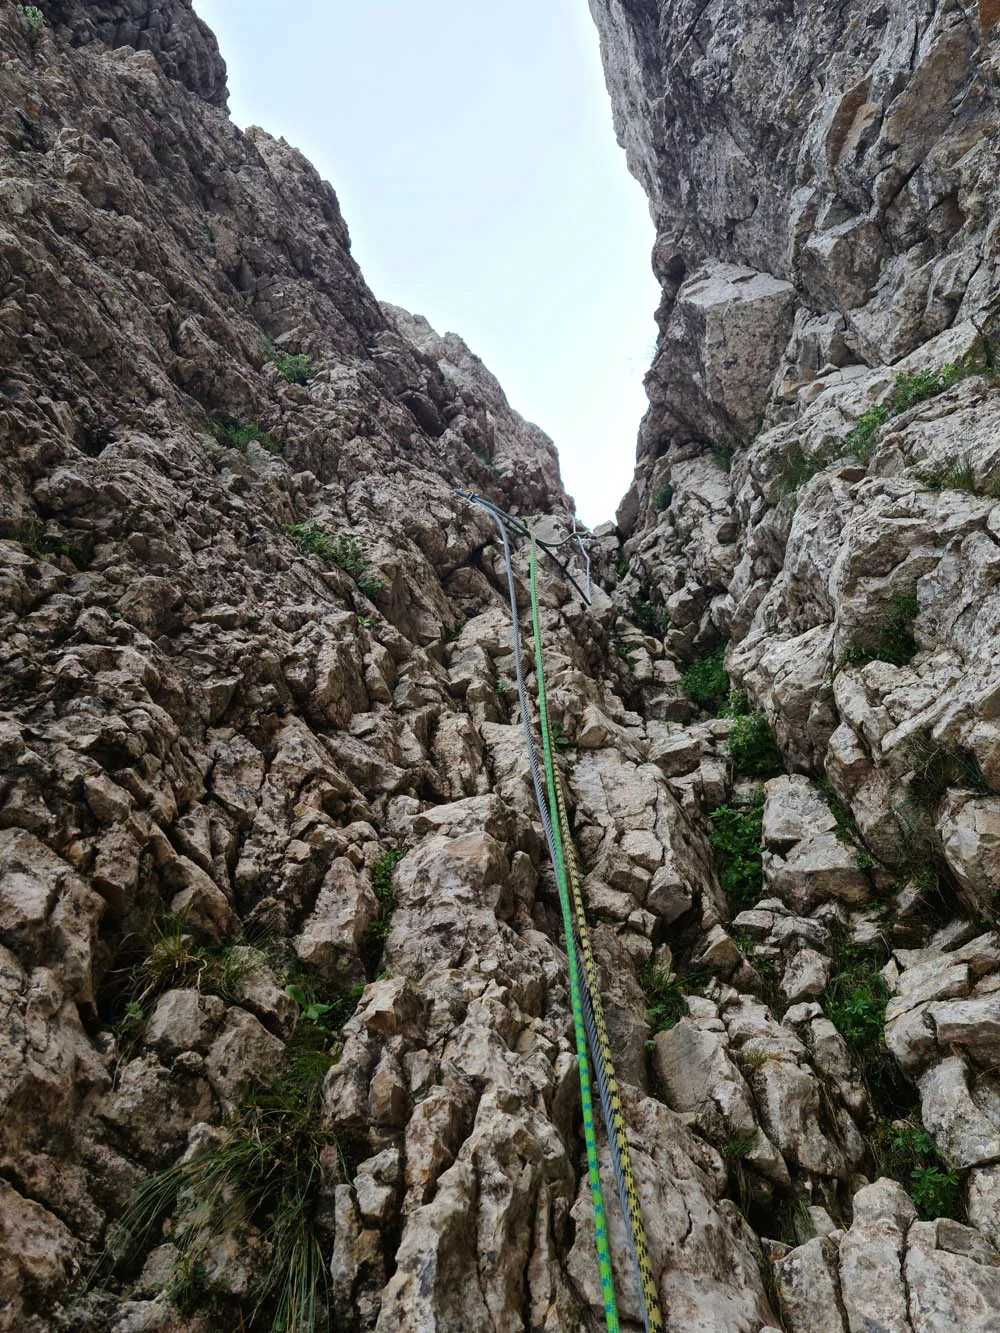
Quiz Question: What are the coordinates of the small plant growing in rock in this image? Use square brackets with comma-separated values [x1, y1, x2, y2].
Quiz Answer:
[910, 1165, 962, 1221]
[260, 335, 313, 385]
[208, 419, 280, 455]
[819, 780, 874, 870]
[551, 722, 571, 753]
[652, 481, 673, 511]
[365, 848, 405, 948]
[681, 647, 729, 712]
[15, 5, 46, 28]
[284, 521, 387, 599]
[710, 440, 735, 472]
[846, 359, 987, 463]
[631, 597, 665, 636]
[640, 965, 704, 1034]
[725, 710, 782, 777]
[915, 452, 976, 492]
[709, 787, 765, 906]
[903, 735, 992, 811]
[93, 1031, 340, 1327]
[840, 589, 919, 670]
[871, 1120, 962, 1220]
[737, 1042, 770, 1073]
[614, 638, 638, 670]
[774, 441, 836, 494]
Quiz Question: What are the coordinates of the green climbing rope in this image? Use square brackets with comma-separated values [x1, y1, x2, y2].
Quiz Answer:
[530, 538, 665, 1333]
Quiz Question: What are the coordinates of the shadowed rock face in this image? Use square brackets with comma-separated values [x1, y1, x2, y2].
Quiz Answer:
[3, 1, 1000, 1330]
[588, 0, 1000, 501]
[41, 0, 229, 105]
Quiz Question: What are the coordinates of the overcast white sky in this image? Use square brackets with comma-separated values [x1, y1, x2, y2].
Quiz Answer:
[193, 0, 658, 526]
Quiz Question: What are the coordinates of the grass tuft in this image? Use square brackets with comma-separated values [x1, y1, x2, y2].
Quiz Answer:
[839, 590, 919, 670]
[284, 521, 387, 599]
[847, 358, 988, 462]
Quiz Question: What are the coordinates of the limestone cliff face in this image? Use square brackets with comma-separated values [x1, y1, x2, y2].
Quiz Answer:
[3, 1, 1000, 1331]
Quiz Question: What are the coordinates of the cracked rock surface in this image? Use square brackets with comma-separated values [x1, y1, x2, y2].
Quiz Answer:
[2, 0, 1000, 1330]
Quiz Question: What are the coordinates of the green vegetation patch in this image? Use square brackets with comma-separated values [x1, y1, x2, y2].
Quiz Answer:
[15, 5, 46, 28]
[365, 849, 405, 947]
[709, 787, 766, 907]
[847, 359, 987, 463]
[284, 521, 387, 599]
[840, 590, 919, 670]
[681, 647, 729, 712]
[915, 452, 976, 493]
[872, 1120, 962, 1220]
[92, 1032, 342, 1328]
[209, 420, 280, 455]
[825, 928, 889, 1051]
[641, 964, 706, 1035]
[726, 709, 782, 777]
[631, 597, 665, 636]
[652, 482, 674, 511]
[774, 441, 835, 495]
[261, 335, 314, 385]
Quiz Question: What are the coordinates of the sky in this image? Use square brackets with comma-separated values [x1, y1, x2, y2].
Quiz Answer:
[193, 0, 658, 526]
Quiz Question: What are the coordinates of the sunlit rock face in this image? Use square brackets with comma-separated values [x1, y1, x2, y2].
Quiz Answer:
[3, 0, 1000, 1329]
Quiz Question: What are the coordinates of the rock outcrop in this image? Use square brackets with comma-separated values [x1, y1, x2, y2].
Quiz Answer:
[2, 0, 1000, 1330]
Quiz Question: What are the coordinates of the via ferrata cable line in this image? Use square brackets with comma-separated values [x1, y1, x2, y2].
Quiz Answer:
[484, 505, 620, 1331]
[528, 539, 665, 1333]
[462, 489, 663, 1333]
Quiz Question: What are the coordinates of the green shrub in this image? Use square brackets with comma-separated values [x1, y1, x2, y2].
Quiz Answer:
[827, 976, 888, 1048]
[284, 521, 387, 599]
[652, 482, 673, 511]
[722, 1132, 758, 1162]
[723, 688, 753, 718]
[681, 647, 729, 711]
[365, 849, 405, 947]
[614, 639, 638, 669]
[726, 710, 782, 776]
[261, 335, 313, 385]
[825, 930, 889, 1050]
[208, 419, 280, 455]
[631, 598, 665, 636]
[841, 590, 919, 669]
[274, 352, 313, 384]
[911, 1165, 962, 1220]
[709, 788, 765, 906]
[872, 1120, 961, 1220]
[15, 5, 45, 28]
[845, 404, 892, 462]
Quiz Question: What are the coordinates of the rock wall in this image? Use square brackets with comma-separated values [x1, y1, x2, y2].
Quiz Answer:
[586, 0, 1000, 1329]
[3, 0, 1000, 1330]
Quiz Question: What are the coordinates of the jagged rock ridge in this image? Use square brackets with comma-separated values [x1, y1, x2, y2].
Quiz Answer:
[1, 0, 1000, 1331]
